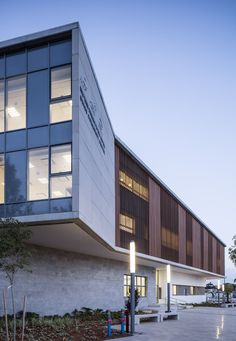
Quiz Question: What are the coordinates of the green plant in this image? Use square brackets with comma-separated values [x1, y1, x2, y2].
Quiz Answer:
[125, 288, 140, 312]
[0, 218, 32, 341]
[229, 235, 236, 266]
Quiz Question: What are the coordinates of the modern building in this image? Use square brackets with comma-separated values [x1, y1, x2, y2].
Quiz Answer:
[0, 23, 225, 316]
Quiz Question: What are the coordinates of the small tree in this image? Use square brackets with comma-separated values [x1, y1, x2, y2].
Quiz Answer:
[224, 283, 234, 303]
[229, 235, 236, 266]
[0, 218, 32, 341]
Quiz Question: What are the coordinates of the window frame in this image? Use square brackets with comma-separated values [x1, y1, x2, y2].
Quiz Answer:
[124, 274, 147, 298]
[27, 143, 72, 202]
[50, 64, 72, 102]
[5, 74, 27, 132]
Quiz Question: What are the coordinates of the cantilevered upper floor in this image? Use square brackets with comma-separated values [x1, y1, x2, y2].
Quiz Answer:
[0, 23, 225, 277]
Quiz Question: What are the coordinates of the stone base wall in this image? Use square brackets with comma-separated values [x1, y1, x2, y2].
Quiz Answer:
[0, 245, 156, 316]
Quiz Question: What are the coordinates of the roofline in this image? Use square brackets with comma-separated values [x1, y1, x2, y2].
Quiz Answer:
[0, 22, 79, 51]
[115, 135, 226, 247]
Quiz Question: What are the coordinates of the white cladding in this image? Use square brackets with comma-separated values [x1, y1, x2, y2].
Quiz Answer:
[72, 28, 115, 245]
[159, 269, 207, 304]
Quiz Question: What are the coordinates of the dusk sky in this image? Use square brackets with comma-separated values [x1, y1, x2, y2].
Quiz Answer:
[0, 0, 235, 281]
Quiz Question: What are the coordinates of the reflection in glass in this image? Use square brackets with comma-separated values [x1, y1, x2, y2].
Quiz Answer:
[51, 144, 71, 174]
[28, 148, 49, 201]
[6, 150, 26, 203]
[51, 175, 72, 198]
[0, 80, 4, 132]
[50, 100, 72, 123]
[51, 65, 71, 99]
[0, 154, 4, 204]
[6, 76, 26, 131]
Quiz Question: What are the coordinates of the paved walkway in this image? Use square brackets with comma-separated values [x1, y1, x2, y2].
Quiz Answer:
[116, 307, 236, 341]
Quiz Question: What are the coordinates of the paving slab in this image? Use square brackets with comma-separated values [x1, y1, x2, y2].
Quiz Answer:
[115, 307, 236, 341]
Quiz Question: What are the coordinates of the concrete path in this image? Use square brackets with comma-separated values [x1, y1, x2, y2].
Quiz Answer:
[116, 307, 236, 341]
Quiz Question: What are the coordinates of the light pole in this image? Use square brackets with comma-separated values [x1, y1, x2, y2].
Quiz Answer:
[217, 279, 220, 306]
[222, 283, 225, 305]
[130, 241, 136, 335]
[166, 264, 171, 313]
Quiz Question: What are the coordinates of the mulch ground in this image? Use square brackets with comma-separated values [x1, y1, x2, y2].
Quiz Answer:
[1, 320, 130, 341]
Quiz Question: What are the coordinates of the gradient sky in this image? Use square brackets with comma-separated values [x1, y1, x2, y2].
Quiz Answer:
[0, 0, 235, 281]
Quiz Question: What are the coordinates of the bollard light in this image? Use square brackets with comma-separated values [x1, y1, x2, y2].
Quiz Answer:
[130, 241, 136, 273]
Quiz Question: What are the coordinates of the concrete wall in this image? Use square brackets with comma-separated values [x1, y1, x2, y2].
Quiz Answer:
[159, 269, 206, 304]
[0, 245, 156, 316]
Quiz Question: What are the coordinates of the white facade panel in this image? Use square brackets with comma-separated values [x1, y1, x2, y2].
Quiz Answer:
[159, 268, 207, 304]
[75, 29, 115, 245]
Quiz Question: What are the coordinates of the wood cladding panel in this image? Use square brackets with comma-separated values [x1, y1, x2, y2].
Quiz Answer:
[115, 143, 225, 276]
[203, 229, 209, 271]
[115, 146, 120, 246]
[178, 205, 186, 264]
[186, 212, 193, 266]
[208, 234, 213, 272]
[161, 189, 179, 262]
[220, 244, 225, 275]
[192, 219, 201, 269]
[212, 237, 217, 274]
[149, 178, 161, 258]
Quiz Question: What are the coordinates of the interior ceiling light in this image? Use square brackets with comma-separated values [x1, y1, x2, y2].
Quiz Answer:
[38, 177, 48, 184]
[63, 154, 71, 163]
[7, 107, 20, 117]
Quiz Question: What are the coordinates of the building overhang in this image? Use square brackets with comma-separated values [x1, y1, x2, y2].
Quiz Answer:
[25, 217, 223, 280]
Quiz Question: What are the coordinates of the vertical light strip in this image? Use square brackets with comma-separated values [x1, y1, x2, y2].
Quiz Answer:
[130, 241, 136, 273]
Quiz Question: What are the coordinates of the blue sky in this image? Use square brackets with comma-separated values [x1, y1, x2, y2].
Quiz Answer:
[0, 0, 235, 281]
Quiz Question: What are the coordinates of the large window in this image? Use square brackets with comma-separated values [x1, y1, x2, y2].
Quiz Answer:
[0, 154, 4, 204]
[119, 170, 149, 201]
[50, 100, 72, 123]
[120, 213, 135, 234]
[51, 65, 71, 99]
[28, 144, 72, 201]
[6, 76, 26, 131]
[50, 144, 72, 198]
[50, 65, 72, 124]
[124, 275, 147, 297]
[51, 144, 71, 174]
[0, 80, 4, 132]
[172, 285, 205, 296]
[28, 148, 49, 201]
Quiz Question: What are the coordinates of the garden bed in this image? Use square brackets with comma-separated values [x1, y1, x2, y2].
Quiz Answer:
[0, 309, 130, 341]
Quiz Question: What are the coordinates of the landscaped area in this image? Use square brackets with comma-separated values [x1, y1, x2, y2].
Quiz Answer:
[0, 308, 129, 341]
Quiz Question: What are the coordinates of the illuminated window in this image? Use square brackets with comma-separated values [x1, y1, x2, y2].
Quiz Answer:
[51, 175, 72, 198]
[50, 144, 72, 199]
[51, 144, 71, 174]
[124, 274, 147, 297]
[0, 154, 4, 204]
[6, 76, 26, 131]
[172, 284, 205, 296]
[50, 99, 72, 123]
[51, 65, 71, 99]
[120, 213, 135, 234]
[0, 80, 4, 132]
[28, 148, 49, 201]
[119, 170, 149, 201]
